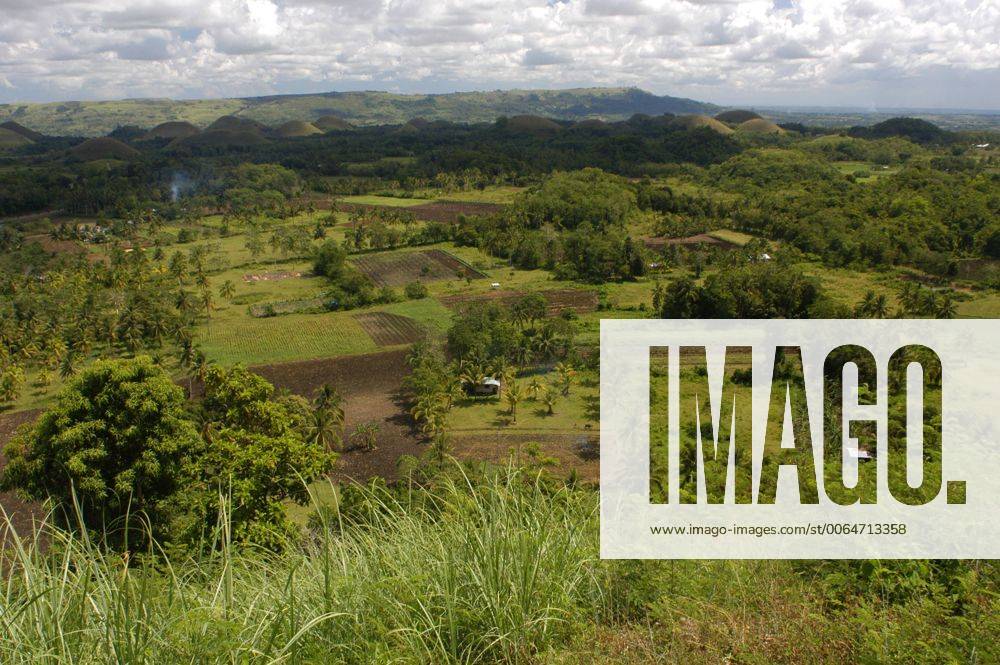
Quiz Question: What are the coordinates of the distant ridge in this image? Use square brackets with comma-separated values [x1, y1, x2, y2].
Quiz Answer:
[0, 87, 718, 137]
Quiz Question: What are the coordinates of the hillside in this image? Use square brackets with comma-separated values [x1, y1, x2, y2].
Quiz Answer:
[0, 87, 717, 137]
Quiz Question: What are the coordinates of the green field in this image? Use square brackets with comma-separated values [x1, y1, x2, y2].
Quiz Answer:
[340, 195, 433, 207]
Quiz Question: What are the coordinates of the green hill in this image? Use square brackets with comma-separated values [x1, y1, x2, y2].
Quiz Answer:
[67, 137, 140, 161]
[313, 114, 353, 131]
[142, 121, 200, 140]
[0, 120, 44, 141]
[0, 87, 717, 137]
[0, 126, 33, 150]
[274, 120, 323, 137]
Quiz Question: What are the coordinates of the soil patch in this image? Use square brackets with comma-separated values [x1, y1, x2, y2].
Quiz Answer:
[251, 350, 423, 481]
[0, 410, 44, 548]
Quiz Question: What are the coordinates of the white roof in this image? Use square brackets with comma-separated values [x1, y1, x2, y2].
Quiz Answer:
[847, 448, 872, 459]
[482, 377, 501, 387]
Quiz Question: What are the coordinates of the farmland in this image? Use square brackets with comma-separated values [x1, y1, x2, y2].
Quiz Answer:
[352, 248, 487, 286]
[0, 102, 998, 663]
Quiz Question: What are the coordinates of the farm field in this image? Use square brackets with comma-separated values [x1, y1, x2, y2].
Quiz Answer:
[339, 195, 432, 207]
[351, 247, 486, 286]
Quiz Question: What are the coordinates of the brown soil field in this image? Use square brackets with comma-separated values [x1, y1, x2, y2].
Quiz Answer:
[643, 233, 738, 250]
[252, 350, 424, 480]
[440, 288, 599, 315]
[352, 249, 486, 287]
[0, 410, 43, 548]
[354, 312, 425, 346]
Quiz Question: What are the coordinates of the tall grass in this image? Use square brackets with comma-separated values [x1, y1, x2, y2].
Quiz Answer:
[0, 467, 602, 664]
[2, 465, 997, 663]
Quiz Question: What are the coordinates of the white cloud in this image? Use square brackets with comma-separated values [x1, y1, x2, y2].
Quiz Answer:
[0, 0, 996, 108]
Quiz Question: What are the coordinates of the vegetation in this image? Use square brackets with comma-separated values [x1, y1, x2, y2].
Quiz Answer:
[1, 95, 998, 662]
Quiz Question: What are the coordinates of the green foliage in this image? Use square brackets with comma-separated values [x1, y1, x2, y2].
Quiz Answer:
[312, 239, 348, 279]
[658, 261, 832, 319]
[403, 280, 429, 299]
[520, 168, 637, 229]
[175, 364, 335, 549]
[0, 356, 201, 545]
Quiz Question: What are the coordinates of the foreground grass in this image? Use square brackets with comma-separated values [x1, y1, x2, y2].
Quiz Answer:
[2, 466, 997, 664]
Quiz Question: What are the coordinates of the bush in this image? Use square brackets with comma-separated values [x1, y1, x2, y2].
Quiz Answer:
[404, 281, 429, 299]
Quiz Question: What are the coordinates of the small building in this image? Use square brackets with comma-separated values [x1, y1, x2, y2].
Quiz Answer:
[468, 377, 501, 397]
[490, 282, 501, 289]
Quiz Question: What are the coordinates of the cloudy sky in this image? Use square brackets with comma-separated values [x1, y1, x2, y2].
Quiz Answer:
[1, 0, 998, 109]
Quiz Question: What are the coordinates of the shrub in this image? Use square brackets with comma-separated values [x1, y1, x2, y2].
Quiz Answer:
[404, 281, 429, 299]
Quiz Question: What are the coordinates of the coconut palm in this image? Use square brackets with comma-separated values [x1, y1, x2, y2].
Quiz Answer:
[58, 352, 76, 379]
[309, 406, 342, 451]
[200, 287, 213, 317]
[936, 294, 957, 319]
[527, 376, 544, 401]
[218, 279, 236, 301]
[503, 382, 524, 423]
[541, 388, 558, 416]
[555, 362, 576, 396]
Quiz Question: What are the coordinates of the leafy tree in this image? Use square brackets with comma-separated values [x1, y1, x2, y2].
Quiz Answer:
[521, 168, 637, 229]
[0, 365, 25, 404]
[313, 240, 348, 279]
[177, 365, 336, 549]
[0, 357, 201, 545]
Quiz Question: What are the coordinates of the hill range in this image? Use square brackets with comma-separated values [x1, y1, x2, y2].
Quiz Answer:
[0, 87, 717, 137]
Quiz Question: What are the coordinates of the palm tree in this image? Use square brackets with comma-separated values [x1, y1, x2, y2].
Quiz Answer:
[200, 288, 213, 318]
[898, 282, 921, 315]
[503, 382, 524, 423]
[936, 294, 957, 319]
[313, 384, 345, 434]
[555, 362, 576, 396]
[541, 388, 558, 416]
[527, 376, 544, 401]
[218, 279, 236, 301]
[309, 406, 342, 451]
[871, 293, 889, 318]
[314, 383, 343, 411]
[59, 352, 76, 379]
[533, 327, 557, 361]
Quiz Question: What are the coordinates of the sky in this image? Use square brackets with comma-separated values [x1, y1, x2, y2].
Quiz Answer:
[0, 0, 998, 110]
